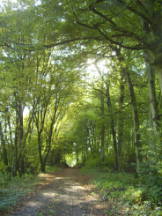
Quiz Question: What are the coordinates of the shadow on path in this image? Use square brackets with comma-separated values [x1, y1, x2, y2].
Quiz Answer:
[9, 169, 107, 216]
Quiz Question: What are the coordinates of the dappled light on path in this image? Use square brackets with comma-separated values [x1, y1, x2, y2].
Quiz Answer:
[9, 169, 107, 216]
[26, 201, 42, 207]
[42, 192, 57, 198]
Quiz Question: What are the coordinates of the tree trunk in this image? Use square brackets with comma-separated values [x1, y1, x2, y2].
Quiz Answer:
[117, 68, 125, 159]
[124, 69, 141, 173]
[37, 132, 46, 172]
[40, 162, 46, 173]
[147, 63, 160, 132]
[0, 122, 8, 167]
[14, 101, 24, 175]
[100, 90, 105, 161]
[144, 59, 161, 163]
[18, 103, 24, 175]
[157, 69, 162, 95]
[106, 82, 119, 170]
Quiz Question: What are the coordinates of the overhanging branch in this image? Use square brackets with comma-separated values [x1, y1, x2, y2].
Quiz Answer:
[96, 27, 145, 50]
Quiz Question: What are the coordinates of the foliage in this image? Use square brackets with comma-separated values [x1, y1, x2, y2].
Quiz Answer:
[0, 0, 162, 214]
[83, 156, 102, 169]
[139, 161, 162, 204]
[45, 165, 61, 173]
[82, 168, 162, 216]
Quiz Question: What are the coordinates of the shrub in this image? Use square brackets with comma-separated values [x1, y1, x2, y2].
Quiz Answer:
[84, 156, 101, 168]
[139, 161, 162, 204]
[82, 168, 162, 216]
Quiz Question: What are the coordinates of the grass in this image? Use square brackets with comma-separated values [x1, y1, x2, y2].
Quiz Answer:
[0, 173, 39, 212]
[0, 165, 60, 213]
[81, 167, 162, 216]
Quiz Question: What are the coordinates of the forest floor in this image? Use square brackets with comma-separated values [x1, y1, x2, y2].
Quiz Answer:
[6, 168, 107, 216]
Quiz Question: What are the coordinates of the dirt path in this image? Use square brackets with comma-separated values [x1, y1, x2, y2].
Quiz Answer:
[8, 169, 107, 216]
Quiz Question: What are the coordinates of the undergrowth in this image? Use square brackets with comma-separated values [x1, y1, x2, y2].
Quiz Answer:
[81, 167, 162, 216]
[0, 173, 38, 213]
[45, 165, 61, 173]
[0, 173, 38, 212]
[0, 165, 60, 213]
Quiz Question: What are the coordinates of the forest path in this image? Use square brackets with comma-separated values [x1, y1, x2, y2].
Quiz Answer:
[8, 168, 107, 216]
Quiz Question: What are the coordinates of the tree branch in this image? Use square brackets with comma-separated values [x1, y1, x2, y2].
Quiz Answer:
[135, 0, 150, 15]
[1, 36, 103, 51]
[96, 27, 145, 50]
[89, 5, 116, 26]
[44, 37, 103, 48]
[117, 0, 153, 25]
[89, 5, 147, 45]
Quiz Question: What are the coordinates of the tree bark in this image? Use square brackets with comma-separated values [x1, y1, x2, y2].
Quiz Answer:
[124, 69, 141, 173]
[117, 68, 125, 159]
[147, 63, 159, 131]
[14, 100, 24, 176]
[0, 122, 8, 167]
[100, 89, 105, 161]
[106, 82, 119, 170]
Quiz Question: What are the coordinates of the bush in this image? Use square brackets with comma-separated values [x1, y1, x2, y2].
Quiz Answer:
[84, 156, 101, 168]
[139, 161, 162, 204]
[0, 161, 6, 172]
[82, 168, 162, 216]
